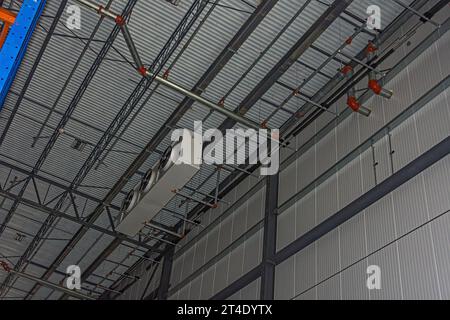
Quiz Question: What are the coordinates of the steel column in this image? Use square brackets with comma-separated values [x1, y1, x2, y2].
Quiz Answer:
[260, 173, 279, 300]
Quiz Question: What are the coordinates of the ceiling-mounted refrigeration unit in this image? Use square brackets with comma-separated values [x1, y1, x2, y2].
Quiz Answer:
[116, 129, 201, 237]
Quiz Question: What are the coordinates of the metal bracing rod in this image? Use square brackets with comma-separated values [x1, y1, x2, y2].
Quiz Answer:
[337, 49, 383, 75]
[0, 263, 95, 300]
[138, 231, 179, 247]
[129, 253, 160, 264]
[170, 213, 203, 227]
[391, 0, 441, 27]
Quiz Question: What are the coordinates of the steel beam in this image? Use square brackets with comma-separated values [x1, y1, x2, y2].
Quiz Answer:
[260, 173, 278, 300]
[0, 159, 121, 211]
[0, 0, 46, 109]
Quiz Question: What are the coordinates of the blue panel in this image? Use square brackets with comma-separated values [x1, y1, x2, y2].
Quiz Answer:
[0, 0, 46, 109]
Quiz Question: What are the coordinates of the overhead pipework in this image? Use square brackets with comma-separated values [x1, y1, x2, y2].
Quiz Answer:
[366, 41, 394, 99]
[339, 40, 394, 117]
[76, 0, 264, 132]
[340, 65, 372, 117]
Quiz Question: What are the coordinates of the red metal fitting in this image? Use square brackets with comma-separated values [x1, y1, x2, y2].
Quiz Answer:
[163, 70, 170, 80]
[137, 65, 147, 77]
[368, 79, 382, 95]
[212, 203, 219, 209]
[341, 65, 353, 76]
[366, 42, 378, 54]
[0, 261, 11, 272]
[293, 89, 300, 96]
[261, 120, 268, 129]
[218, 97, 225, 107]
[345, 37, 353, 45]
[96, 5, 104, 15]
[347, 96, 361, 112]
[115, 15, 126, 26]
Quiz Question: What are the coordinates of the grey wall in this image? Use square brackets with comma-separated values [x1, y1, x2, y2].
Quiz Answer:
[274, 5, 450, 300]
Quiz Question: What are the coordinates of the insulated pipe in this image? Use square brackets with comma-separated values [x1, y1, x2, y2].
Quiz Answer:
[76, 0, 264, 131]
[0, 262, 95, 300]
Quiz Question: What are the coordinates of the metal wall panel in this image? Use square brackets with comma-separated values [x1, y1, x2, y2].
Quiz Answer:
[276, 203, 296, 251]
[188, 275, 202, 300]
[392, 174, 428, 236]
[278, 161, 297, 205]
[341, 261, 369, 300]
[317, 276, 340, 300]
[339, 213, 366, 269]
[316, 228, 340, 283]
[213, 254, 230, 295]
[296, 146, 316, 191]
[397, 227, 441, 299]
[296, 190, 316, 238]
[274, 255, 295, 300]
[316, 174, 338, 224]
[431, 214, 450, 299]
[294, 243, 316, 298]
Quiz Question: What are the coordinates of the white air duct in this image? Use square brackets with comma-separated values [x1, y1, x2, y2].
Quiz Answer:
[116, 130, 201, 237]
